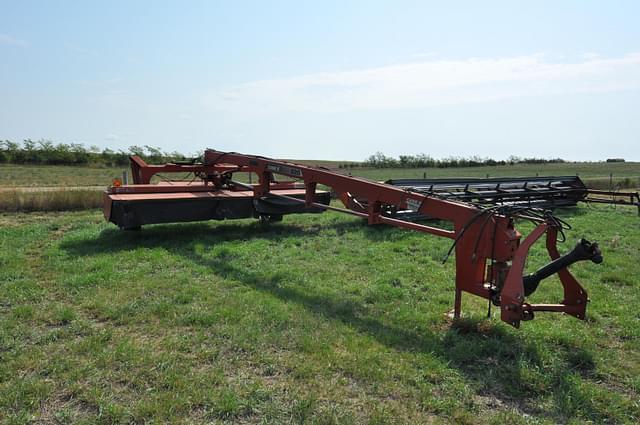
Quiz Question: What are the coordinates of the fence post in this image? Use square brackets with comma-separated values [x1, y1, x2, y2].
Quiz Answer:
[122, 170, 128, 185]
[609, 173, 613, 190]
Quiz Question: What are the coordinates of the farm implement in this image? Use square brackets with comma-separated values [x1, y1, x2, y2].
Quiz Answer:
[385, 176, 640, 220]
[103, 150, 607, 328]
[103, 155, 331, 229]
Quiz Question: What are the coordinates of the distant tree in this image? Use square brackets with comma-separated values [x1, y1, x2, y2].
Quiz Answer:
[507, 155, 521, 165]
[144, 145, 164, 162]
[362, 152, 567, 169]
[364, 151, 399, 168]
[0, 139, 195, 166]
[128, 145, 146, 157]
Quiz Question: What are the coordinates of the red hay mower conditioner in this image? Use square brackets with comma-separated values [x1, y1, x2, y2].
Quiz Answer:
[103, 149, 605, 328]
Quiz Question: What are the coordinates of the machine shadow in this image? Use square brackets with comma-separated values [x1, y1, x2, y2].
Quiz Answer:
[61, 220, 596, 417]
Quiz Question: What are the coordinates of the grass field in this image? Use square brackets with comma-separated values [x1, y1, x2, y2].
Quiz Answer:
[351, 161, 640, 181]
[0, 164, 122, 187]
[0, 189, 103, 212]
[1, 204, 639, 424]
[2, 161, 639, 188]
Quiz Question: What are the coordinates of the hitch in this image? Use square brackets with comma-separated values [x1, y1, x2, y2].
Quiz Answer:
[523, 239, 603, 296]
[500, 223, 603, 328]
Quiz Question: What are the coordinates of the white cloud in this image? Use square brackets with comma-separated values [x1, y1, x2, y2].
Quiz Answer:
[105, 134, 121, 142]
[204, 53, 640, 114]
[0, 33, 28, 47]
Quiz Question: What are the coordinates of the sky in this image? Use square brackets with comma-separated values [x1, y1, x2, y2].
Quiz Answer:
[1, 1, 639, 161]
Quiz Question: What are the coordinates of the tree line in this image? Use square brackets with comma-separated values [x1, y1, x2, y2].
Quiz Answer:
[1, 140, 575, 169]
[0, 140, 188, 167]
[358, 151, 566, 169]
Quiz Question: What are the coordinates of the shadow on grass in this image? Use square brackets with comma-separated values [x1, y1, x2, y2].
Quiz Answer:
[61, 219, 601, 420]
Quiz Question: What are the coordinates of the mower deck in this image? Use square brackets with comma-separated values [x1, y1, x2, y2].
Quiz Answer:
[104, 183, 331, 229]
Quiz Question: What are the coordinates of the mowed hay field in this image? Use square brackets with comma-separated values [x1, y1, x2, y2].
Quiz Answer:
[1, 204, 639, 424]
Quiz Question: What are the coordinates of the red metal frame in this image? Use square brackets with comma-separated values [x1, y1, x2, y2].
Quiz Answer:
[110, 150, 600, 328]
[196, 149, 597, 328]
[129, 155, 239, 184]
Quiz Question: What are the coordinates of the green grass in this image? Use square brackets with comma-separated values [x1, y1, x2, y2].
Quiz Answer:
[0, 164, 124, 187]
[1, 205, 638, 423]
[352, 161, 640, 180]
[2, 161, 639, 189]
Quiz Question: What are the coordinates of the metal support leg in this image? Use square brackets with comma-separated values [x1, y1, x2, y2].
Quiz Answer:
[454, 288, 462, 318]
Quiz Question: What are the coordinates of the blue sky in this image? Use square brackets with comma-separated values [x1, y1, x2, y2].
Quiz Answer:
[1, 1, 639, 160]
